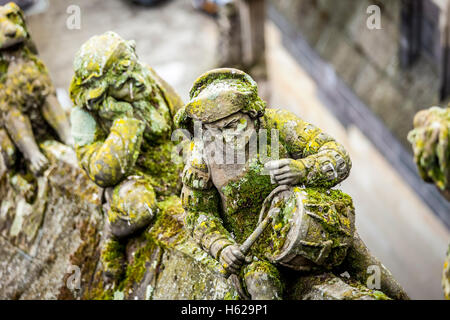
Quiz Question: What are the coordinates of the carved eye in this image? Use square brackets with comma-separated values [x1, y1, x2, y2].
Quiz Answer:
[114, 60, 131, 74]
[134, 80, 144, 88]
[6, 12, 22, 25]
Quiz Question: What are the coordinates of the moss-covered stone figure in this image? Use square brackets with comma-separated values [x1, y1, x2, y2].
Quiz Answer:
[0, 2, 73, 182]
[408, 106, 450, 194]
[443, 245, 450, 300]
[177, 68, 405, 300]
[408, 106, 450, 299]
[69, 31, 184, 281]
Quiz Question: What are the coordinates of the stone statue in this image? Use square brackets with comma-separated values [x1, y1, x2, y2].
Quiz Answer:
[408, 106, 450, 200]
[176, 68, 403, 299]
[444, 245, 450, 300]
[408, 106, 450, 299]
[69, 31, 184, 281]
[0, 2, 73, 186]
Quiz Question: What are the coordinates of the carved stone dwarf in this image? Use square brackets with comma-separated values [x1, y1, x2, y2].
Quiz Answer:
[69, 31, 184, 280]
[0, 2, 73, 186]
[408, 106, 450, 200]
[177, 68, 357, 299]
[408, 106, 450, 299]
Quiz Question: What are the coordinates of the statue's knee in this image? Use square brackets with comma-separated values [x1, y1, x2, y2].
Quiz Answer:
[106, 176, 157, 238]
[243, 260, 283, 300]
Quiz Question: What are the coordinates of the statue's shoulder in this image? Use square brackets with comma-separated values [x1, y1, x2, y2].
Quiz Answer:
[19, 46, 49, 76]
[144, 64, 184, 115]
[264, 108, 304, 128]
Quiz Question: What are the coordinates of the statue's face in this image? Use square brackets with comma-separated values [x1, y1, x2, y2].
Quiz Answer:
[0, 3, 28, 49]
[70, 32, 148, 110]
[204, 112, 255, 150]
[109, 73, 146, 103]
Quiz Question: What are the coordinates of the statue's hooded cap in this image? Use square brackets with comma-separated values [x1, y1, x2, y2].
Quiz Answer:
[184, 68, 266, 123]
[69, 31, 138, 108]
[0, 2, 32, 50]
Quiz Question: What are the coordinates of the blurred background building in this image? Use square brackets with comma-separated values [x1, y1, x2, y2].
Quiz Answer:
[3, 0, 449, 299]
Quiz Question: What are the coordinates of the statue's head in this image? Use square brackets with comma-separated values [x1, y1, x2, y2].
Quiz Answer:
[0, 2, 29, 50]
[70, 31, 145, 110]
[175, 68, 266, 151]
[408, 106, 450, 191]
[184, 68, 266, 124]
[175, 68, 266, 140]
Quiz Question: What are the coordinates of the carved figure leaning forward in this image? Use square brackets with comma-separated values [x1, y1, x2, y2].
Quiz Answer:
[69, 32, 183, 280]
[0, 2, 73, 185]
[177, 68, 359, 299]
[408, 106, 450, 299]
[408, 106, 450, 200]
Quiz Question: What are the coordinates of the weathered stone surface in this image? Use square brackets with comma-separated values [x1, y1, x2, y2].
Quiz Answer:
[339, 232, 409, 300]
[0, 141, 404, 300]
[0, 141, 102, 299]
[0, 141, 237, 300]
[286, 273, 387, 300]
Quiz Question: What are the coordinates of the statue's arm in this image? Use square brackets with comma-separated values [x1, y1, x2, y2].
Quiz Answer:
[181, 140, 236, 261]
[265, 109, 351, 188]
[3, 106, 49, 174]
[42, 94, 74, 146]
[71, 106, 144, 188]
[182, 185, 236, 260]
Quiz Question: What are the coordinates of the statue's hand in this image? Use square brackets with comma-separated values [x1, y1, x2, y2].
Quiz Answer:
[29, 151, 49, 175]
[98, 97, 133, 121]
[264, 159, 306, 185]
[219, 245, 246, 275]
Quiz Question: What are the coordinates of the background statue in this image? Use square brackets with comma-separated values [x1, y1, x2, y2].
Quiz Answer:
[408, 106, 450, 200]
[69, 31, 184, 281]
[0, 2, 73, 196]
[444, 245, 450, 300]
[408, 106, 450, 299]
[176, 68, 407, 299]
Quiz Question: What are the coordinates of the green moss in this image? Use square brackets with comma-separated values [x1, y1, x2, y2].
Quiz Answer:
[100, 238, 125, 279]
[117, 232, 158, 294]
[9, 171, 37, 203]
[341, 277, 390, 300]
[183, 187, 221, 215]
[137, 140, 183, 198]
[241, 260, 284, 298]
[0, 46, 52, 111]
[223, 290, 240, 300]
[0, 58, 7, 80]
[372, 290, 390, 300]
[108, 197, 185, 296]
[220, 157, 273, 247]
[86, 280, 115, 300]
[149, 195, 185, 248]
